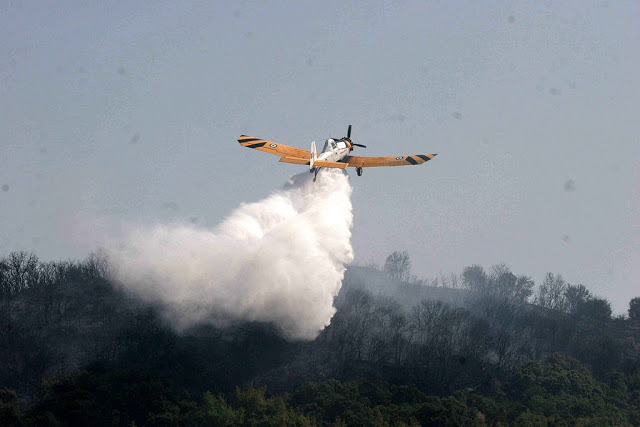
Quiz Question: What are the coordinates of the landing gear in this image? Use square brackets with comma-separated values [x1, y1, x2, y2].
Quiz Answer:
[356, 167, 363, 176]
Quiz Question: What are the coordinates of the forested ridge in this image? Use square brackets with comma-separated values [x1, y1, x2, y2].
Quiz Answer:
[1, 250, 639, 425]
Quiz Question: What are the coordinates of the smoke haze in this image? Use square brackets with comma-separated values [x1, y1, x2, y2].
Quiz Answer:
[107, 170, 354, 340]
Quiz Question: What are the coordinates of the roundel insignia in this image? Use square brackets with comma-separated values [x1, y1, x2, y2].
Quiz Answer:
[396, 156, 403, 160]
[269, 143, 277, 148]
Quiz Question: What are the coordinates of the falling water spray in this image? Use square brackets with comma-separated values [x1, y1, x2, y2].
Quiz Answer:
[107, 170, 353, 340]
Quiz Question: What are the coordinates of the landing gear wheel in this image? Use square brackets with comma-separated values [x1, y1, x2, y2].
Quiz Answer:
[356, 167, 363, 176]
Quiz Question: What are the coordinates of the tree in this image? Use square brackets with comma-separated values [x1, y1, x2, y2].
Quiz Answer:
[1, 252, 39, 320]
[489, 264, 516, 298]
[535, 273, 567, 311]
[5, 252, 39, 295]
[513, 275, 535, 303]
[0, 388, 23, 425]
[629, 297, 640, 323]
[564, 284, 591, 315]
[576, 298, 612, 323]
[384, 251, 412, 282]
[462, 265, 487, 293]
[487, 264, 534, 303]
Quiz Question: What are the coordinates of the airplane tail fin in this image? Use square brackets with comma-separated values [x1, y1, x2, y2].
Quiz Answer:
[310, 141, 317, 170]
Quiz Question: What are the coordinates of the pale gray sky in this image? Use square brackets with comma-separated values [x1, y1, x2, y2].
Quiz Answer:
[1, 1, 638, 312]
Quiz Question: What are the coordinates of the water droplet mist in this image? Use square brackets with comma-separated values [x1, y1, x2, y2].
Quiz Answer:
[107, 170, 353, 340]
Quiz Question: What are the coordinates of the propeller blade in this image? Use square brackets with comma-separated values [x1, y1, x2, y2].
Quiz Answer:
[353, 143, 367, 148]
[347, 124, 352, 139]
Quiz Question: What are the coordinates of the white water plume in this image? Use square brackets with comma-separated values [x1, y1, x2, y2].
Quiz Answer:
[107, 170, 354, 340]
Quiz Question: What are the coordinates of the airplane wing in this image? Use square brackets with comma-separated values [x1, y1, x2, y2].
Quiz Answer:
[279, 156, 309, 165]
[279, 158, 348, 168]
[313, 160, 348, 169]
[238, 135, 311, 159]
[344, 154, 437, 168]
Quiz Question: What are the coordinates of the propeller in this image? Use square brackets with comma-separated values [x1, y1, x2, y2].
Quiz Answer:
[344, 124, 367, 149]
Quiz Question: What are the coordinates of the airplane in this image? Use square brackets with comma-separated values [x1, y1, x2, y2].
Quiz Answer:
[238, 125, 437, 181]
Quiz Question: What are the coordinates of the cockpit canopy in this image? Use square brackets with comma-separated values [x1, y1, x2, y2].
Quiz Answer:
[323, 138, 348, 152]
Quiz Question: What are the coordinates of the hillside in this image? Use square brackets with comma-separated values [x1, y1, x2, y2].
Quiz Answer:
[1, 252, 639, 425]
